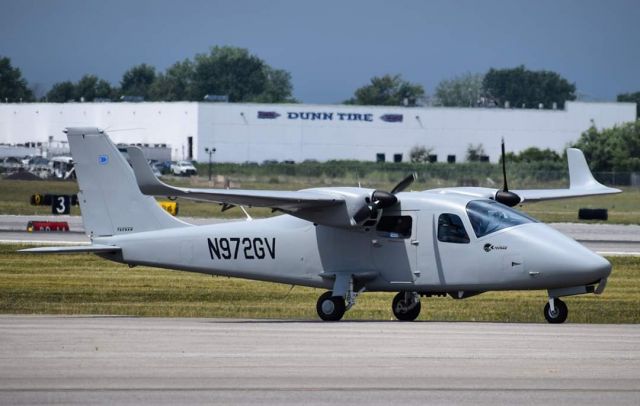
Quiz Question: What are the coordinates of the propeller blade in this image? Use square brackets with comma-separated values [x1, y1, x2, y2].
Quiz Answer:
[390, 173, 417, 194]
[501, 138, 509, 192]
[353, 204, 374, 224]
[495, 138, 521, 207]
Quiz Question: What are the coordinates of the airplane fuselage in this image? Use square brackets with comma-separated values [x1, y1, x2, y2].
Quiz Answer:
[96, 193, 610, 295]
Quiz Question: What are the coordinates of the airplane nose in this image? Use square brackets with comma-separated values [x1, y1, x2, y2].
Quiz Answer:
[514, 224, 612, 286]
[587, 253, 612, 280]
[558, 237, 612, 284]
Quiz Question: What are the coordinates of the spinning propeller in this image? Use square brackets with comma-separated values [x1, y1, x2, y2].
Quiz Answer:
[353, 173, 417, 224]
[494, 138, 521, 207]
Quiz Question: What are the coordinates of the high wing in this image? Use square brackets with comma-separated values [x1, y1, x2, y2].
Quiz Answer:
[429, 148, 620, 203]
[127, 147, 341, 211]
[127, 147, 377, 227]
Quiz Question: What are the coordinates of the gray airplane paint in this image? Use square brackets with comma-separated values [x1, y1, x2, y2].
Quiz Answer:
[21, 128, 616, 322]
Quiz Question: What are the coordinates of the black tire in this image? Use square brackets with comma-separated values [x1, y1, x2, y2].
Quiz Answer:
[544, 298, 568, 324]
[392, 292, 421, 321]
[316, 291, 346, 321]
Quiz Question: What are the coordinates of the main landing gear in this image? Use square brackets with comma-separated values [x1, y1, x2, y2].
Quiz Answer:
[544, 297, 568, 324]
[316, 291, 346, 321]
[392, 291, 421, 321]
[316, 290, 423, 322]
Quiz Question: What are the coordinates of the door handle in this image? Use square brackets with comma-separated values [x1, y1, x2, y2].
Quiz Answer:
[371, 239, 382, 247]
[411, 240, 420, 246]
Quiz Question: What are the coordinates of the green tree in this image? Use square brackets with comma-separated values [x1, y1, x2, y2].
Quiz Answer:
[502, 147, 562, 163]
[191, 46, 293, 103]
[149, 59, 194, 101]
[573, 120, 640, 171]
[75, 74, 113, 101]
[409, 145, 434, 163]
[483, 65, 576, 109]
[75, 74, 98, 101]
[617, 91, 640, 118]
[120, 63, 156, 99]
[45, 81, 76, 102]
[95, 79, 114, 100]
[345, 74, 425, 106]
[466, 143, 486, 162]
[252, 67, 295, 103]
[0, 56, 34, 102]
[434, 73, 485, 107]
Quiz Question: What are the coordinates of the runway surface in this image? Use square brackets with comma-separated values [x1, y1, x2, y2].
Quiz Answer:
[0, 316, 638, 405]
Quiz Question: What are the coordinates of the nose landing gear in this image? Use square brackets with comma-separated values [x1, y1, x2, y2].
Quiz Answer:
[392, 291, 421, 321]
[544, 297, 568, 324]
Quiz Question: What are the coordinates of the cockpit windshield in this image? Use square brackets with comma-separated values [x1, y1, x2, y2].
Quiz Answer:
[466, 200, 538, 238]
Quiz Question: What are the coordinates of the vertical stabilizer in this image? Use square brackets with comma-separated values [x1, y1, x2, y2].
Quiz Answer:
[66, 127, 190, 237]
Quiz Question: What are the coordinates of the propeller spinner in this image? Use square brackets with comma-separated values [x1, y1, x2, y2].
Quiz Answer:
[353, 173, 417, 224]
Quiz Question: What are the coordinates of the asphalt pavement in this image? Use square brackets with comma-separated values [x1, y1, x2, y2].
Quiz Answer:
[0, 316, 638, 405]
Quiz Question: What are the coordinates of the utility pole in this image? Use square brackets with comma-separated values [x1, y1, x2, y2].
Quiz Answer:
[204, 147, 216, 181]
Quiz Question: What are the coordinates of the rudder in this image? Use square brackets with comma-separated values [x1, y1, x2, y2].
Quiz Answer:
[66, 127, 189, 237]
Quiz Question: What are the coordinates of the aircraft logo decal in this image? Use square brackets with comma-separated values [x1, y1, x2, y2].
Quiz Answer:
[98, 155, 109, 165]
[484, 243, 507, 252]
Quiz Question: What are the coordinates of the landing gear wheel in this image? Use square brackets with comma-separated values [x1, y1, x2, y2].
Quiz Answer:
[316, 291, 346, 321]
[392, 292, 421, 321]
[544, 298, 568, 324]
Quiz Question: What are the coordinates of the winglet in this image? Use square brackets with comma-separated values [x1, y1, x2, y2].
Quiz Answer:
[567, 148, 620, 193]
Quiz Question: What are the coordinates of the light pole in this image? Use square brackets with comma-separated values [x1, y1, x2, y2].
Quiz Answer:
[204, 147, 216, 181]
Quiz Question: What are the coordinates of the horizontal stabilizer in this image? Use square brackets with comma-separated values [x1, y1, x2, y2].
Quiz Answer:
[19, 244, 121, 254]
[513, 148, 621, 202]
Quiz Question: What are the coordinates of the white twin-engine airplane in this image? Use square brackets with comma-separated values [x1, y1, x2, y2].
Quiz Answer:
[22, 128, 620, 322]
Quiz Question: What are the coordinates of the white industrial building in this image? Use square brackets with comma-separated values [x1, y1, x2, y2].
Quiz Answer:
[0, 101, 635, 163]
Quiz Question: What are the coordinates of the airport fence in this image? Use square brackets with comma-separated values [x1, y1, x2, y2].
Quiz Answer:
[197, 161, 639, 189]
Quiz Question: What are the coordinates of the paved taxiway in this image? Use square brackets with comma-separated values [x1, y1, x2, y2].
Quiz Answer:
[0, 316, 638, 405]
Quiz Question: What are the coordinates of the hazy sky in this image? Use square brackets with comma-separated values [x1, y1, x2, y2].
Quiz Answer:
[1, 0, 639, 103]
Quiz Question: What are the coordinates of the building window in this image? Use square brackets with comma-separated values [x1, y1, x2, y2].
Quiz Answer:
[393, 153, 402, 163]
[447, 155, 456, 164]
[376, 153, 386, 163]
[480, 155, 490, 162]
[437, 213, 470, 244]
[428, 154, 438, 163]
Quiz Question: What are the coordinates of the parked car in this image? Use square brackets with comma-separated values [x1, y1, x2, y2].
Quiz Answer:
[0, 156, 23, 172]
[26, 156, 51, 178]
[171, 160, 197, 176]
[147, 160, 163, 177]
[153, 160, 172, 175]
[49, 156, 75, 179]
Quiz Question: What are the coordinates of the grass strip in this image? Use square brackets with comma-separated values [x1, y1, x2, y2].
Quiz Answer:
[1, 244, 638, 323]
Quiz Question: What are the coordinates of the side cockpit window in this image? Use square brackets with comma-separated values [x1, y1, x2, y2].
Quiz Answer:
[438, 213, 470, 244]
[376, 215, 412, 239]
